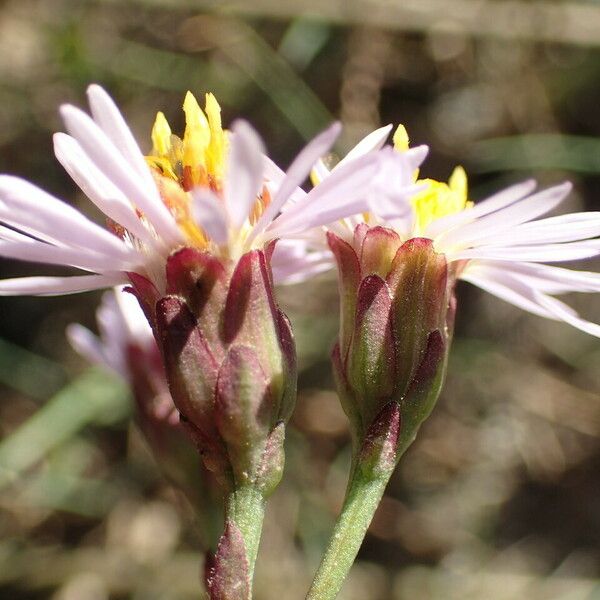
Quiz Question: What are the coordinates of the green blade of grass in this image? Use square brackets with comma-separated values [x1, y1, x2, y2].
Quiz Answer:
[0, 368, 130, 490]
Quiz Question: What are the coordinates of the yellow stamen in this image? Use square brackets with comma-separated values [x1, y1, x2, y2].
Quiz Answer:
[449, 165, 467, 198]
[392, 124, 410, 152]
[412, 169, 471, 233]
[183, 91, 210, 183]
[151, 111, 172, 157]
[144, 91, 265, 251]
[204, 93, 227, 183]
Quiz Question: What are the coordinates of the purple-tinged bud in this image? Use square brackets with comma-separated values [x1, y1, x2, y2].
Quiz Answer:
[357, 402, 401, 478]
[328, 226, 454, 459]
[206, 520, 250, 600]
[128, 244, 296, 495]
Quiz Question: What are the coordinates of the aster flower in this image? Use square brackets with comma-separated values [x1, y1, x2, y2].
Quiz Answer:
[314, 123, 600, 338]
[304, 128, 600, 600]
[67, 289, 221, 547]
[0, 86, 426, 595]
[0, 84, 415, 296]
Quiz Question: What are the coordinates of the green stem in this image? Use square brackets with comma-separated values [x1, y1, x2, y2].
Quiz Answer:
[305, 467, 393, 600]
[225, 485, 266, 581]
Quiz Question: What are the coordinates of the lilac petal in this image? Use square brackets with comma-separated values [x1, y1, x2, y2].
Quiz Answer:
[0, 273, 126, 296]
[87, 85, 155, 184]
[53, 133, 159, 247]
[60, 104, 183, 246]
[0, 240, 139, 272]
[501, 262, 600, 293]
[336, 124, 393, 168]
[66, 323, 116, 373]
[0, 176, 139, 260]
[368, 182, 426, 221]
[0, 225, 33, 243]
[438, 182, 572, 249]
[249, 122, 342, 242]
[263, 155, 287, 185]
[266, 151, 380, 238]
[452, 242, 600, 263]
[404, 145, 429, 172]
[113, 287, 154, 341]
[535, 292, 600, 338]
[482, 213, 600, 247]
[270, 240, 333, 284]
[461, 266, 559, 319]
[192, 188, 228, 245]
[225, 120, 265, 230]
[263, 156, 307, 206]
[425, 179, 538, 239]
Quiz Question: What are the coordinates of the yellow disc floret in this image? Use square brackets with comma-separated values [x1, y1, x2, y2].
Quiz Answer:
[393, 124, 471, 233]
[144, 91, 270, 254]
[204, 92, 227, 184]
[145, 91, 231, 248]
[392, 124, 410, 153]
[411, 166, 471, 233]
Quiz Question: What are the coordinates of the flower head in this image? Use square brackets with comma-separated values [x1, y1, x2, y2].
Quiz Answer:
[0, 86, 421, 497]
[0, 85, 417, 296]
[316, 124, 600, 338]
[317, 123, 600, 464]
[67, 289, 219, 541]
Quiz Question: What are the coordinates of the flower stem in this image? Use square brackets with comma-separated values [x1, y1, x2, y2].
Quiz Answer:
[225, 485, 266, 580]
[305, 466, 392, 600]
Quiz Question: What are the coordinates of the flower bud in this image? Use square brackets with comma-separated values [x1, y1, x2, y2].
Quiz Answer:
[328, 226, 453, 459]
[128, 245, 296, 496]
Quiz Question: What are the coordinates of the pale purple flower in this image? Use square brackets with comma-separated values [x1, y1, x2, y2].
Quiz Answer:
[66, 287, 153, 381]
[0, 85, 422, 295]
[314, 126, 600, 337]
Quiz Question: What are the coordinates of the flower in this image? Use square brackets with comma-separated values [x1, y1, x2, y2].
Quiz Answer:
[0, 85, 426, 501]
[67, 286, 156, 384]
[315, 124, 600, 338]
[0, 84, 415, 296]
[314, 124, 600, 465]
[67, 289, 221, 546]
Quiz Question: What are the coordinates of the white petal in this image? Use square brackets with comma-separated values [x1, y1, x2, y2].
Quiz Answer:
[461, 266, 559, 319]
[438, 182, 572, 250]
[0, 273, 126, 296]
[53, 133, 159, 248]
[250, 122, 342, 242]
[481, 212, 600, 247]
[535, 292, 600, 338]
[66, 323, 116, 373]
[503, 262, 600, 293]
[113, 287, 153, 342]
[452, 242, 600, 263]
[0, 176, 138, 260]
[266, 150, 380, 238]
[60, 104, 182, 246]
[0, 225, 33, 242]
[335, 124, 393, 168]
[225, 120, 265, 230]
[192, 189, 228, 244]
[425, 179, 538, 239]
[0, 240, 138, 272]
[86, 85, 155, 184]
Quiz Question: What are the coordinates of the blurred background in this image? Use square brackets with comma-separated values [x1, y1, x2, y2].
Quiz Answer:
[1, 0, 600, 598]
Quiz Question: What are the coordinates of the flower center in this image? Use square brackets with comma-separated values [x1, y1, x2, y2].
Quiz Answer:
[145, 92, 270, 250]
[393, 125, 472, 234]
